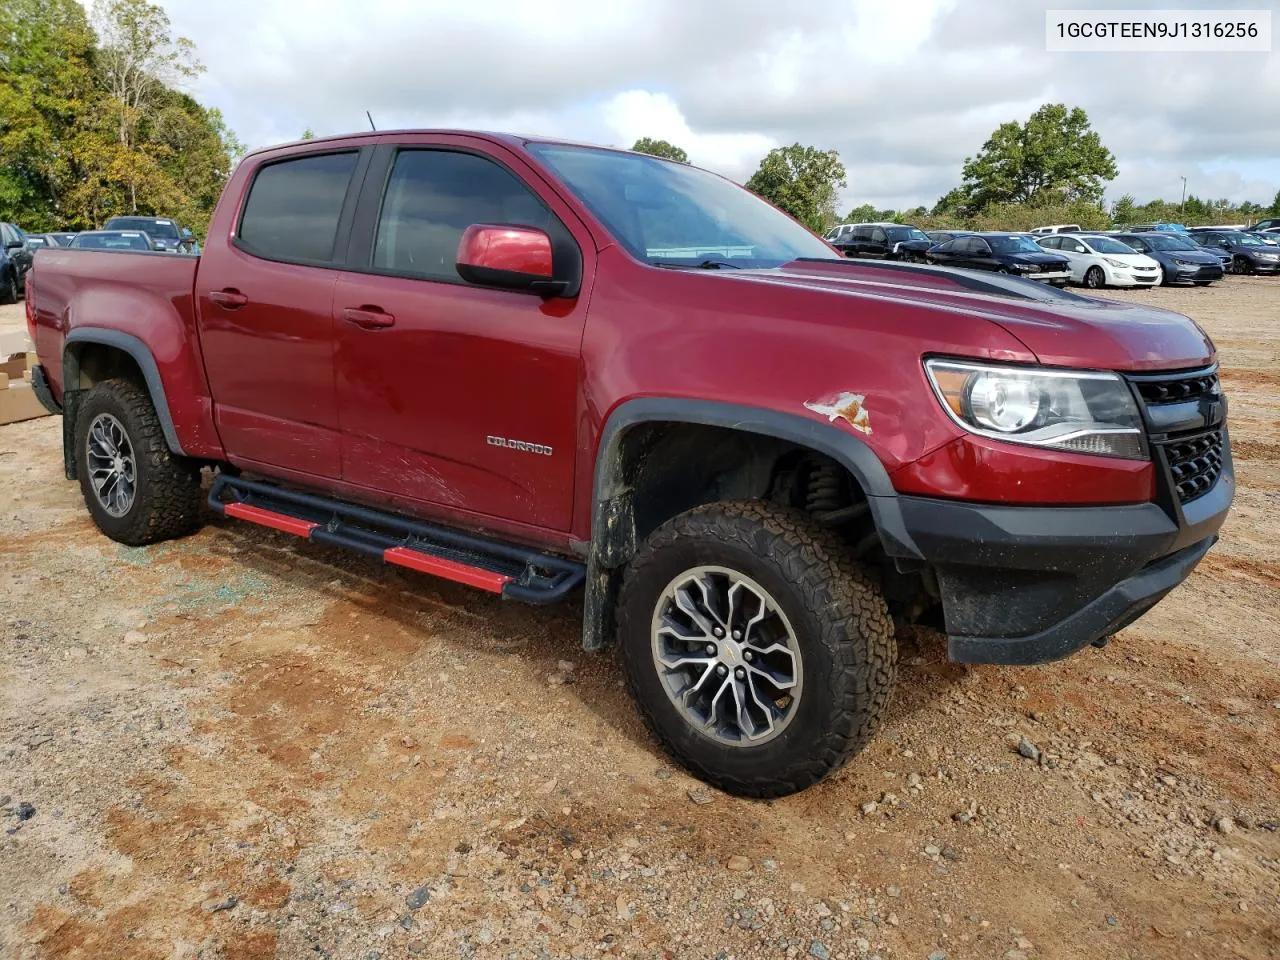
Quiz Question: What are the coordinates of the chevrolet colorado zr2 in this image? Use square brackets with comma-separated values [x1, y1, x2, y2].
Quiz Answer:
[24, 131, 1233, 797]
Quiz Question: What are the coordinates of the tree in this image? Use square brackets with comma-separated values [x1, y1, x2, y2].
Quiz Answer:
[1270, 189, 1280, 216]
[953, 104, 1116, 214]
[91, 0, 203, 210]
[631, 137, 688, 163]
[0, 0, 102, 228]
[1111, 193, 1136, 225]
[0, 0, 239, 233]
[745, 144, 846, 232]
[842, 202, 899, 224]
[301, 128, 316, 140]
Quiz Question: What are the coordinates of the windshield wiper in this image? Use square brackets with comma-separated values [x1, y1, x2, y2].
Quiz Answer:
[652, 259, 744, 270]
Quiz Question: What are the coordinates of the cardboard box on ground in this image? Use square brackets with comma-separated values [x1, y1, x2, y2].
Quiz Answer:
[0, 351, 51, 425]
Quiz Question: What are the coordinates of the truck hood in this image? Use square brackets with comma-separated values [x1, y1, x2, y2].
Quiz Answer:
[754, 259, 1215, 372]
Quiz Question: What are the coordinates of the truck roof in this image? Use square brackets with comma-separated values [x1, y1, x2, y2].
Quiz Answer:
[243, 130, 649, 162]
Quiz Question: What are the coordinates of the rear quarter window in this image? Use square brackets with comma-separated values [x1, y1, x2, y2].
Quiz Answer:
[237, 151, 359, 264]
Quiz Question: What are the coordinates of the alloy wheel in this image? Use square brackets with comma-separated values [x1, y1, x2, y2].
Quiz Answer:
[650, 565, 803, 747]
[86, 413, 137, 517]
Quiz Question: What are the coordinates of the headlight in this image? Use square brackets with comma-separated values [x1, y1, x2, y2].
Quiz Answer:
[1103, 257, 1130, 269]
[924, 359, 1147, 459]
[1011, 262, 1038, 271]
[1171, 258, 1194, 266]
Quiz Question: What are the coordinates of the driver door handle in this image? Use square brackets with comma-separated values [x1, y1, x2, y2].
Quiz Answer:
[342, 306, 396, 330]
[209, 289, 248, 309]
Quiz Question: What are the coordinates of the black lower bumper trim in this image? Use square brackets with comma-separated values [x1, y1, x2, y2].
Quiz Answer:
[895, 475, 1232, 665]
[948, 536, 1215, 665]
[30, 364, 61, 415]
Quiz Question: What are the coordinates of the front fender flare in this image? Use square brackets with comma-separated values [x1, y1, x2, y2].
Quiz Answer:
[580, 397, 922, 650]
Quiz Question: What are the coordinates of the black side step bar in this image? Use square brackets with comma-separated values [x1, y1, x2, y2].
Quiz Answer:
[207, 474, 585, 605]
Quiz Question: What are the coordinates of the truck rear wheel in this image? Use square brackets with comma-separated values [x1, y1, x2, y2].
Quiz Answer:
[617, 501, 896, 797]
[74, 378, 203, 546]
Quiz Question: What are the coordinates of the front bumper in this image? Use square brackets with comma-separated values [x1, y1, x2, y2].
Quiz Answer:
[1026, 269, 1071, 284]
[895, 461, 1231, 663]
[1105, 266, 1162, 286]
[1170, 263, 1224, 283]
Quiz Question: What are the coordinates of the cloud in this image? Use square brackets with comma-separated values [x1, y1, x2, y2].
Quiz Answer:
[146, 0, 1279, 210]
[600, 91, 775, 181]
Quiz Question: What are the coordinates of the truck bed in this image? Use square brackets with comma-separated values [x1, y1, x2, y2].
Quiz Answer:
[29, 248, 199, 403]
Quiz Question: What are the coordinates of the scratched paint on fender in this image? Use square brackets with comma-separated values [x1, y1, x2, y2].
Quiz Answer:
[804, 392, 872, 434]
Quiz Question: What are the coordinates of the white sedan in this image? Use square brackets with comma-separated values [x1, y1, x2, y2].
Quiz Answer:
[1036, 233, 1163, 289]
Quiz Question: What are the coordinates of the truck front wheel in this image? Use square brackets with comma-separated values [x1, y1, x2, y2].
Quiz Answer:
[74, 378, 203, 546]
[617, 501, 897, 797]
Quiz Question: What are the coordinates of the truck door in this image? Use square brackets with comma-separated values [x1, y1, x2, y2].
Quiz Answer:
[196, 148, 367, 478]
[331, 137, 592, 533]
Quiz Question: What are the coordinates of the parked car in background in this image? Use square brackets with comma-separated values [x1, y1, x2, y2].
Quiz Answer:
[1188, 229, 1280, 275]
[827, 223, 933, 261]
[1245, 231, 1280, 246]
[102, 216, 197, 253]
[1, 222, 34, 296]
[39, 232, 79, 247]
[1247, 218, 1280, 232]
[925, 230, 972, 244]
[925, 232, 1071, 285]
[1114, 232, 1225, 286]
[1037, 233, 1162, 289]
[70, 230, 161, 252]
[1029, 224, 1081, 235]
[1126, 223, 1189, 233]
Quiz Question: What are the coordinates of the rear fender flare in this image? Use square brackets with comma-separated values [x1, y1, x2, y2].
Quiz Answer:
[63, 328, 185, 455]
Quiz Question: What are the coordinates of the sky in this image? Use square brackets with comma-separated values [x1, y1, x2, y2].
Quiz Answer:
[136, 0, 1279, 213]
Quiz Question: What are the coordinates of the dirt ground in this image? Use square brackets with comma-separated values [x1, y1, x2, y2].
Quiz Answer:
[1, 281, 1278, 960]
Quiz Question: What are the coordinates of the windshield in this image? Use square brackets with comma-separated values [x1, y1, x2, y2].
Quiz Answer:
[74, 232, 151, 250]
[1140, 235, 1198, 251]
[526, 143, 837, 267]
[887, 227, 929, 242]
[987, 235, 1042, 254]
[105, 217, 180, 240]
[1083, 236, 1139, 254]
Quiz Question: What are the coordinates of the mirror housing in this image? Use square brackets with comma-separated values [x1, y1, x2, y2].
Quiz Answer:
[4, 239, 23, 250]
[456, 224, 565, 296]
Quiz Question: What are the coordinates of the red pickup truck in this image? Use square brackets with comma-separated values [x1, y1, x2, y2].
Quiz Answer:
[25, 131, 1232, 796]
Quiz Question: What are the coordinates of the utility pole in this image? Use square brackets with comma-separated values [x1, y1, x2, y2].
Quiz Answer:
[1180, 176, 1187, 218]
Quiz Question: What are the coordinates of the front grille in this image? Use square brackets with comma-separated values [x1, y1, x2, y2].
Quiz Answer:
[1160, 430, 1225, 503]
[1133, 370, 1218, 405]
[1128, 367, 1226, 506]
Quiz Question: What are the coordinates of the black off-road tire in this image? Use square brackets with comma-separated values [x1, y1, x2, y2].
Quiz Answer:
[617, 500, 897, 797]
[74, 378, 203, 546]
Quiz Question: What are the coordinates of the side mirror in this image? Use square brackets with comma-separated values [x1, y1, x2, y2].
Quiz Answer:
[4, 239, 22, 251]
[456, 224, 564, 296]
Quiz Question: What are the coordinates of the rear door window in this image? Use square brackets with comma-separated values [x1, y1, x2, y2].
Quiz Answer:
[870, 228, 887, 245]
[238, 151, 360, 264]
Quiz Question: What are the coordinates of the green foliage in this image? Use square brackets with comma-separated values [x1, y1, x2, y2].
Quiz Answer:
[950, 104, 1116, 216]
[631, 137, 688, 163]
[1111, 193, 1265, 228]
[745, 143, 846, 232]
[300, 128, 316, 141]
[0, 0, 237, 235]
